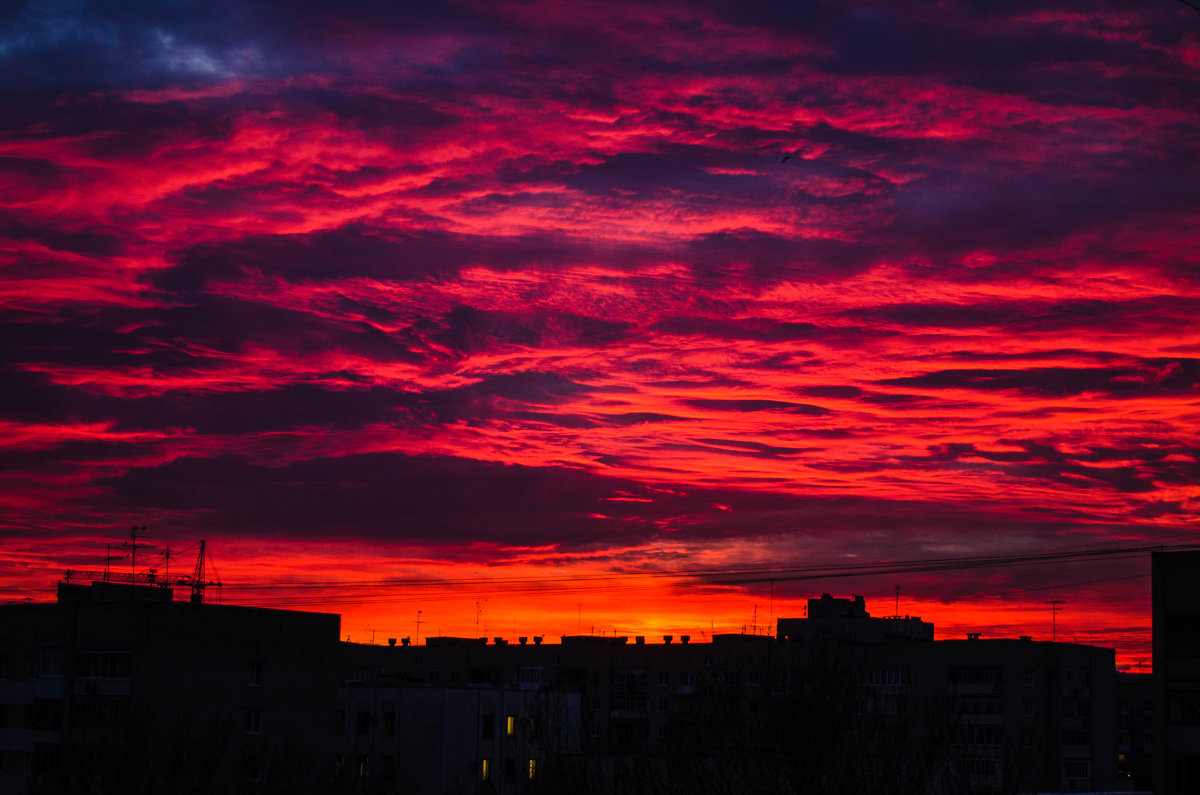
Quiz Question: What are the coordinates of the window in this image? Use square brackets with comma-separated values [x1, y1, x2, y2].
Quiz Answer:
[35, 651, 63, 678]
[659, 671, 669, 685]
[356, 710, 370, 735]
[1063, 760, 1091, 779]
[659, 698, 669, 712]
[245, 708, 262, 735]
[948, 667, 1002, 686]
[1023, 669, 1035, 687]
[680, 672, 694, 686]
[1022, 698, 1035, 717]
[76, 652, 132, 678]
[357, 755, 368, 778]
[528, 717, 538, 737]
[334, 755, 344, 776]
[955, 726, 1002, 746]
[870, 669, 910, 687]
[1063, 729, 1090, 748]
[506, 715, 516, 736]
[336, 710, 345, 736]
[481, 758, 491, 781]
[33, 744, 61, 775]
[528, 759, 537, 780]
[1167, 691, 1200, 724]
[249, 659, 264, 686]
[482, 714, 494, 739]
[383, 711, 395, 737]
[955, 759, 1000, 777]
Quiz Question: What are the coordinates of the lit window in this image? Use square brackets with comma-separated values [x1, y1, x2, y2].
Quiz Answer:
[528, 759, 537, 779]
[357, 755, 368, 778]
[506, 715, 516, 736]
[481, 759, 491, 781]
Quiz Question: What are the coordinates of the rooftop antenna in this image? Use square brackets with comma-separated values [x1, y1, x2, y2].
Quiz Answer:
[103, 543, 122, 583]
[122, 526, 150, 580]
[895, 584, 901, 617]
[768, 582, 774, 633]
[416, 610, 423, 646]
[1048, 600, 1064, 642]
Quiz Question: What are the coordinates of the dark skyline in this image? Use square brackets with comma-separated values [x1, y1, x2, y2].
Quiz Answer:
[2, 1, 1199, 666]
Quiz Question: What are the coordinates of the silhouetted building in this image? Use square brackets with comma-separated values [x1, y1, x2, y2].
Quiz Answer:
[2, 582, 1125, 794]
[0, 580, 340, 794]
[777, 593, 934, 644]
[1154, 549, 1200, 794]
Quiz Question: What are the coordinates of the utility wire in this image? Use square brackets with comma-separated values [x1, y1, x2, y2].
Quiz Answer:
[224, 543, 1175, 608]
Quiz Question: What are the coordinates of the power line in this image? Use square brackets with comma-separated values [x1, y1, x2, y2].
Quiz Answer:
[222, 542, 1180, 608]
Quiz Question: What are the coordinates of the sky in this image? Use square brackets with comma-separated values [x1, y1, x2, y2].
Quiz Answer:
[2, 0, 1198, 666]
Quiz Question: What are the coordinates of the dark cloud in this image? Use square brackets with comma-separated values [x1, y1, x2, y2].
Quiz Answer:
[434, 305, 630, 355]
[881, 360, 1200, 398]
[157, 226, 664, 290]
[685, 231, 885, 282]
[90, 450, 1134, 552]
[919, 440, 1200, 495]
[680, 399, 830, 414]
[653, 317, 822, 342]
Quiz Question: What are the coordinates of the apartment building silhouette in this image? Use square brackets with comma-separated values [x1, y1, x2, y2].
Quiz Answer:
[0, 578, 1150, 793]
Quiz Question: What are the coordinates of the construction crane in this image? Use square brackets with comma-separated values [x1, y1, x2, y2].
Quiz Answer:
[179, 539, 220, 603]
[62, 532, 222, 604]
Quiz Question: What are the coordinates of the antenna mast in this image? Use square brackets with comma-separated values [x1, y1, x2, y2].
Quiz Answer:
[1048, 599, 1064, 642]
[122, 526, 150, 580]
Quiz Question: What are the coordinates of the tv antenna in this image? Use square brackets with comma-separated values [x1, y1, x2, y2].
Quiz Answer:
[1047, 600, 1065, 642]
[122, 526, 150, 579]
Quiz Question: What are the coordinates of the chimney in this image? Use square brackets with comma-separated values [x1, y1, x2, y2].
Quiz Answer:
[680, 635, 690, 644]
[533, 636, 543, 645]
[635, 636, 645, 645]
[663, 635, 673, 644]
[387, 638, 397, 647]
[966, 632, 980, 641]
[519, 637, 528, 645]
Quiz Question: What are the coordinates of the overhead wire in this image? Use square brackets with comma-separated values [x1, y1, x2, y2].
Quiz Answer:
[222, 542, 1178, 608]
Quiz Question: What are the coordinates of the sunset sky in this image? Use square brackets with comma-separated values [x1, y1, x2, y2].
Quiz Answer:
[2, 1, 1198, 667]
